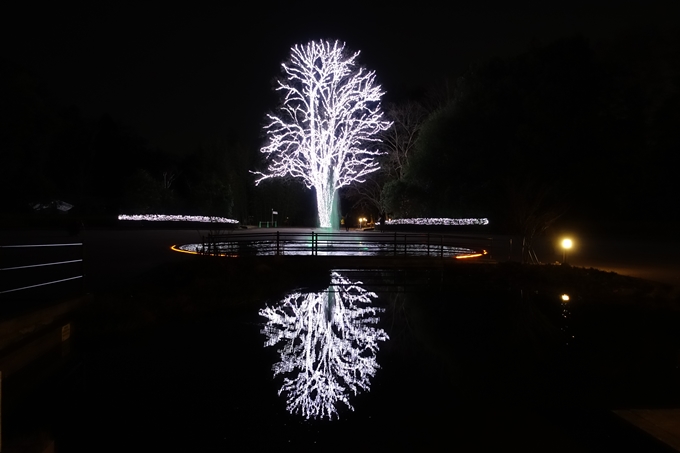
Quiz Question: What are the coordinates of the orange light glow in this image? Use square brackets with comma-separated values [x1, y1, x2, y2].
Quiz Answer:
[455, 253, 483, 259]
[171, 244, 235, 257]
[170, 245, 199, 255]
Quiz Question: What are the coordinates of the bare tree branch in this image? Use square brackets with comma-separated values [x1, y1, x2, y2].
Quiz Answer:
[252, 40, 391, 227]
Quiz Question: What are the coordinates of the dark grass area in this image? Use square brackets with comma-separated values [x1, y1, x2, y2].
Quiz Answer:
[5, 259, 680, 451]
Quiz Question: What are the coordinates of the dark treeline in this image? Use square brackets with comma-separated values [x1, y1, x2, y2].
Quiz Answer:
[348, 31, 680, 238]
[2, 31, 678, 233]
[0, 60, 315, 226]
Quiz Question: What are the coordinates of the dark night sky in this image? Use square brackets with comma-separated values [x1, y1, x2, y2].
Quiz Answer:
[1, 0, 677, 154]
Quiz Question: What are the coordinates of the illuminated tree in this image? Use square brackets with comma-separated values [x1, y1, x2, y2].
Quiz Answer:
[253, 40, 391, 228]
[260, 272, 389, 419]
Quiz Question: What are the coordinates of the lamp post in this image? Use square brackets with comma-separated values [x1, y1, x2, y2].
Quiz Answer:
[561, 238, 573, 264]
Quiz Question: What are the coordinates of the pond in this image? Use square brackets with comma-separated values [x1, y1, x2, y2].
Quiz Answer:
[13, 267, 680, 451]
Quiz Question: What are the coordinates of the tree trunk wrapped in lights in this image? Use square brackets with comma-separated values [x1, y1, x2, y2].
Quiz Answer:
[253, 40, 391, 228]
[259, 272, 389, 420]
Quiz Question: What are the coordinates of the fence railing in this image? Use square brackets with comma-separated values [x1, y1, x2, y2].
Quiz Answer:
[0, 242, 84, 299]
[199, 231, 493, 259]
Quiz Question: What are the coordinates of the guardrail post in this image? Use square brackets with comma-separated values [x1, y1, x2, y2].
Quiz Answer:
[276, 231, 280, 255]
[440, 235, 444, 258]
[393, 232, 397, 256]
[427, 233, 430, 257]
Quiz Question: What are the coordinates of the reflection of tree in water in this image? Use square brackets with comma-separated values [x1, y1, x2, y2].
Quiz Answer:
[260, 272, 389, 420]
[383, 291, 414, 345]
[377, 270, 429, 354]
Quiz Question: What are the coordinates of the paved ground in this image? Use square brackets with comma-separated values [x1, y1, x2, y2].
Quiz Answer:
[3, 226, 678, 292]
[507, 234, 680, 290]
[80, 227, 680, 297]
[614, 409, 680, 452]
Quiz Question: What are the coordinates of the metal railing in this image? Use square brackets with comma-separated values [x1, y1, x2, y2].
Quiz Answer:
[0, 242, 84, 298]
[199, 231, 493, 259]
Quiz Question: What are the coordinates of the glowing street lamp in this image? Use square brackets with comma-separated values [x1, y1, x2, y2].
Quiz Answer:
[561, 238, 573, 264]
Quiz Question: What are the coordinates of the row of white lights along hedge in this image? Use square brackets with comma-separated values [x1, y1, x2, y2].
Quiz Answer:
[118, 214, 239, 224]
[119, 215, 493, 228]
[385, 218, 489, 226]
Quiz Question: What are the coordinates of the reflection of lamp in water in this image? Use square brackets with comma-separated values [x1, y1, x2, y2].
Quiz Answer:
[259, 272, 388, 420]
[560, 293, 572, 346]
[561, 238, 573, 264]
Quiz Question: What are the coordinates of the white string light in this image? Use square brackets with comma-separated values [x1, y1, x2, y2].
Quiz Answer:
[385, 218, 489, 226]
[253, 40, 391, 228]
[118, 214, 239, 224]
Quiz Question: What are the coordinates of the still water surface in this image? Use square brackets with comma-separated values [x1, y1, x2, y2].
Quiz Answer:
[30, 268, 679, 451]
